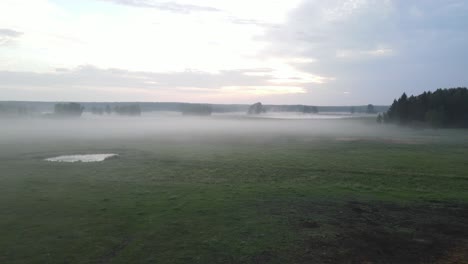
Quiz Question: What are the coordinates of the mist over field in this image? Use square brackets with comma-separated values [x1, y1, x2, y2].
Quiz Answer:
[2, 0, 468, 263]
[1, 112, 413, 143]
[2, 110, 467, 263]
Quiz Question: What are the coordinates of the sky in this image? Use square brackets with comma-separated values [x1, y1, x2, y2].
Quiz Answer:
[0, 0, 467, 105]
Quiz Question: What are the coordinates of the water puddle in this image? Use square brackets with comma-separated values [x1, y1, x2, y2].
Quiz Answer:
[45, 154, 118, 162]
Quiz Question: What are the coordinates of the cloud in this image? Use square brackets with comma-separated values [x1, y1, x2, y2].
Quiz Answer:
[261, 0, 468, 103]
[0, 62, 329, 89]
[335, 48, 394, 58]
[0, 28, 23, 37]
[0, 65, 312, 102]
[221, 85, 305, 95]
[0, 66, 262, 89]
[2, 0, 466, 105]
[228, 18, 279, 29]
[0, 28, 23, 46]
[100, 0, 220, 13]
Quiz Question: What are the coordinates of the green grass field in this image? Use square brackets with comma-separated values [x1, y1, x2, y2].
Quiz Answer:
[1, 117, 467, 263]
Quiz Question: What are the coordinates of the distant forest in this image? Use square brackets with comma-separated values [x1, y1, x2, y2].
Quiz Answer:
[381, 87, 468, 128]
[54, 103, 84, 117]
[0, 101, 388, 117]
[181, 104, 212, 116]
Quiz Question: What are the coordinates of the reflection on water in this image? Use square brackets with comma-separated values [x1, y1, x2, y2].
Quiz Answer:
[45, 154, 118, 163]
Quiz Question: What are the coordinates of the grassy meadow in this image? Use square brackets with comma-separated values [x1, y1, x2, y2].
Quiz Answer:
[1, 115, 467, 263]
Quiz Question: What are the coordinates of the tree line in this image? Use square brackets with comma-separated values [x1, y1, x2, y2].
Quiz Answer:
[0, 104, 32, 116]
[54, 103, 84, 117]
[53, 103, 141, 117]
[181, 104, 212, 116]
[379, 87, 468, 128]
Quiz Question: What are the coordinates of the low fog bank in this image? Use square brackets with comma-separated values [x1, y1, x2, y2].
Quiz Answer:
[0, 112, 436, 145]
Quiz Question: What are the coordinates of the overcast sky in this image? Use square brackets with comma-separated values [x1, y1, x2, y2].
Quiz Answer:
[0, 0, 467, 105]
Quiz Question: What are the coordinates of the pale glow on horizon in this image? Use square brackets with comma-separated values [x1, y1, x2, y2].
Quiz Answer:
[0, 0, 323, 100]
[221, 85, 306, 95]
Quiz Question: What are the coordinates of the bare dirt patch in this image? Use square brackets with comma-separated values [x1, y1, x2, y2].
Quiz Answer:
[267, 199, 468, 264]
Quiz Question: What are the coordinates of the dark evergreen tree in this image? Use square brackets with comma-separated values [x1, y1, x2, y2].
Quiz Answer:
[180, 104, 212, 116]
[105, 105, 112, 114]
[54, 103, 84, 117]
[302, 105, 319, 113]
[384, 87, 468, 128]
[91, 107, 104, 115]
[376, 113, 383, 123]
[247, 102, 265, 115]
[366, 104, 376, 114]
[113, 104, 141, 116]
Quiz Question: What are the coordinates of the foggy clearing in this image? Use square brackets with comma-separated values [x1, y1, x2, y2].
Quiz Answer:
[0, 112, 433, 143]
[1, 112, 467, 264]
[2, 0, 468, 262]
